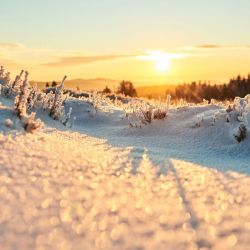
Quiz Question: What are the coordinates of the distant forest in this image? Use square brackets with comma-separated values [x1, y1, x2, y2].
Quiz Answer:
[166, 75, 250, 103]
[112, 74, 250, 102]
[46, 74, 250, 103]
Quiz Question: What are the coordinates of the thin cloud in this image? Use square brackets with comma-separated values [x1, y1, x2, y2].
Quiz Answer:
[196, 44, 222, 49]
[175, 45, 250, 57]
[196, 44, 250, 49]
[0, 41, 140, 68]
[0, 42, 23, 49]
[138, 50, 187, 61]
[43, 53, 137, 67]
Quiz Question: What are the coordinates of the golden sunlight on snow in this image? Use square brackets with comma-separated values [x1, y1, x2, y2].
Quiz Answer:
[0, 131, 250, 249]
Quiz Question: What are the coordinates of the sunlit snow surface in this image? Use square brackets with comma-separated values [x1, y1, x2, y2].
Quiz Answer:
[1, 97, 250, 249]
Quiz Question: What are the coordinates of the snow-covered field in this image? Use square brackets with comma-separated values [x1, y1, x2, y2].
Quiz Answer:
[0, 68, 250, 249]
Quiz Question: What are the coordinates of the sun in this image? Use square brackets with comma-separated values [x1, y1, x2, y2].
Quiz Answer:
[139, 50, 186, 73]
[155, 55, 170, 72]
[139, 51, 171, 73]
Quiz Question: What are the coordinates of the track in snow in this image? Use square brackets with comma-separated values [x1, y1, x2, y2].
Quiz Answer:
[0, 130, 250, 250]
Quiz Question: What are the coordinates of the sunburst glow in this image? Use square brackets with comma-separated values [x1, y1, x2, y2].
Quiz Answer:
[146, 51, 171, 72]
[155, 55, 170, 72]
[139, 50, 186, 73]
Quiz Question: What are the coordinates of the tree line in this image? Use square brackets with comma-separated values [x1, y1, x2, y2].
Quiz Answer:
[47, 74, 250, 102]
[105, 75, 250, 102]
[167, 75, 250, 103]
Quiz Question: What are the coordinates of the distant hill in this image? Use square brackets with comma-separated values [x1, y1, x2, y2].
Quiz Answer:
[31, 78, 120, 91]
[31, 78, 176, 100]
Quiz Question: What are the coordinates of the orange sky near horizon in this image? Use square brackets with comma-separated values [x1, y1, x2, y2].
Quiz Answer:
[2, 44, 249, 86]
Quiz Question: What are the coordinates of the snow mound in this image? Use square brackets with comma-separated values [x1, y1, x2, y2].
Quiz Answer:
[62, 97, 250, 174]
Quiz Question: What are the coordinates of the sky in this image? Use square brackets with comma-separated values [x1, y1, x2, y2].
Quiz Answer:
[0, 0, 250, 85]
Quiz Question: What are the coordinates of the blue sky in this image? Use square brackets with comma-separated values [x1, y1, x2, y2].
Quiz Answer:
[0, 0, 250, 82]
[1, 0, 250, 51]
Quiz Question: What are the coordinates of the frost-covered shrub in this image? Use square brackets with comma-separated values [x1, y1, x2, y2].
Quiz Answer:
[12, 71, 42, 132]
[127, 97, 170, 127]
[0, 65, 4, 78]
[14, 71, 30, 118]
[193, 114, 204, 128]
[26, 86, 39, 113]
[0, 66, 6, 85]
[234, 124, 247, 142]
[0, 66, 26, 99]
[139, 106, 154, 124]
[166, 94, 171, 110]
[88, 91, 100, 113]
[21, 112, 42, 133]
[1, 65, 72, 130]
[35, 76, 71, 125]
[5, 70, 24, 98]
[213, 110, 233, 125]
[0, 66, 12, 96]
[179, 98, 186, 107]
[233, 97, 248, 121]
[49, 76, 67, 120]
[225, 95, 250, 123]
[86, 91, 118, 114]
[62, 107, 73, 127]
[12, 70, 24, 90]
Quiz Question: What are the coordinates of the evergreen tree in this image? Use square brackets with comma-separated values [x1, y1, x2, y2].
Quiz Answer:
[117, 81, 137, 97]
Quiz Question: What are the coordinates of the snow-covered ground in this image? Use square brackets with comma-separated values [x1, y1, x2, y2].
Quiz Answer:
[1, 88, 250, 249]
[65, 98, 250, 175]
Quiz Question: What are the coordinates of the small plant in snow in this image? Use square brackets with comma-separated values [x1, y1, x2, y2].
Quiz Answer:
[0, 66, 4, 80]
[0, 66, 14, 97]
[13, 71, 42, 132]
[26, 86, 39, 113]
[193, 114, 204, 128]
[14, 71, 30, 118]
[12, 70, 24, 90]
[166, 94, 171, 110]
[224, 96, 250, 123]
[226, 105, 233, 113]
[4, 72, 11, 85]
[62, 107, 73, 127]
[139, 105, 154, 124]
[5, 70, 24, 98]
[127, 98, 169, 127]
[234, 124, 247, 143]
[233, 96, 249, 122]
[49, 76, 67, 120]
[152, 98, 169, 121]
[88, 91, 100, 113]
[177, 98, 188, 110]
[21, 112, 42, 133]
[1, 65, 72, 129]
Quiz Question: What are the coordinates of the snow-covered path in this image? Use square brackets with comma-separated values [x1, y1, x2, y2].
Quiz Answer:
[0, 130, 250, 250]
